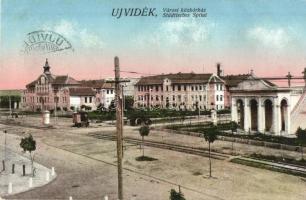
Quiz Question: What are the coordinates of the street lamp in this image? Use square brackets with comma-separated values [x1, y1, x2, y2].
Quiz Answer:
[2, 130, 7, 171]
[54, 95, 59, 124]
[148, 88, 152, 110]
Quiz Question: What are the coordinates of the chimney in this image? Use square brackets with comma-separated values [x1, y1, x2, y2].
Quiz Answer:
[216, 63, 222, 77]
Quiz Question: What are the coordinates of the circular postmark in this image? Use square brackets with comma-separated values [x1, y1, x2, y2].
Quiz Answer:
[22, 30, 73, 54]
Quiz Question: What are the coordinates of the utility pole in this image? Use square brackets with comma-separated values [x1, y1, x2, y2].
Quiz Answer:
[107, 57, 130, 200]
[114, 56, 124, 200]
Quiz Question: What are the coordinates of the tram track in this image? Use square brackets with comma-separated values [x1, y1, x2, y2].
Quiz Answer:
[88, 132, 230, 160]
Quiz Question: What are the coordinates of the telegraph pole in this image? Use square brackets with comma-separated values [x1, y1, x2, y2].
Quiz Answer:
[114, 56, 124, 200]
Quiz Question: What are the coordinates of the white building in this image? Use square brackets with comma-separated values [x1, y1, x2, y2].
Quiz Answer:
[80, 80, 115, 109]
[230, 73, 305, 135]
[69, 87, 96, 111]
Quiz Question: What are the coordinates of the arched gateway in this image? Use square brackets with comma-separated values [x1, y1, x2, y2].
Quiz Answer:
[229, 74, 299, 135]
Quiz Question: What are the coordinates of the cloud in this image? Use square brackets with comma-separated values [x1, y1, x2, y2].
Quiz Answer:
[247, 26, 291, 49]
[136, 18, 215, 48]
[54, 20, 77, 38]
[42, 20, 104, 49]
[79, 29, 104, 48]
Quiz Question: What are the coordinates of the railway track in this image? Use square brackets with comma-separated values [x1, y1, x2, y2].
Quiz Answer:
[88, 132, 230, 160]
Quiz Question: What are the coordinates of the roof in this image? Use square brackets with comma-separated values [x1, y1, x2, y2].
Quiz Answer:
[222, 74, 277, 87]
[53, 76, 79, 85]
[80, 79, 115, 89]
[69, 87, 96, 96]
[136, 73, 217, 85]
[26, 74, 80, 87]
[221, 74, 251, 87]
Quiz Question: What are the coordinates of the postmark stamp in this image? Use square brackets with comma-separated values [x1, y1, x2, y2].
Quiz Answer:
[22, 30, 73, 54]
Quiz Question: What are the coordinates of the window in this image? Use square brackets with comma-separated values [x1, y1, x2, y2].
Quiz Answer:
[155, 85, 159, 91]
[191, 86, 194, 91]
[199, 96, 202, 101]
[85, 97, 88, 103]
[172, 85, 175, 91]
[220, 85, 223, 91]
[107, 90, 109, 94]
[166, 86, 169, 91]
[161, 95, 163, 101]
[178, 85, 181, 91]
[195, 86, 198, 91]
[156, 95, 159, 101]
[199, 86, 202, 90]
[111, 90, 113, 94]
[138, 86, 140, 91]
[184, 85, 187, 91]
[89, 97, 92, 103]
[220, 95, 223, 101]
[173, 95, 175, 101]
[216, 95, 219, 101]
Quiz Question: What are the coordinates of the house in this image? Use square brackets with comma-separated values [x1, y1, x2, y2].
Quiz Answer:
[69, 87, 96, 111]
[80, 79, 115, 109]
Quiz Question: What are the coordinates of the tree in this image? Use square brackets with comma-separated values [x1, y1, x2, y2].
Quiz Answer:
[124, 96, 134, 110]
[139, 125, 150, 157]
[97, 103, 105, 111]
[108, 99, 116, 110]
[203, 126, 218, 177]
[20, 134, 36, 176]
[229, 121, 239, 153]
[169, 188, 186, 200]
[296, 127, 306, 160]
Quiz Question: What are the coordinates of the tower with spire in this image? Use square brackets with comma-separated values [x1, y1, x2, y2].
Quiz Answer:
[43, 58, 51, 74]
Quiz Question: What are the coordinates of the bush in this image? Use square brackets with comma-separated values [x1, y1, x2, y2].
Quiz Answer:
[217, 109, 231, 114]
[87, 110, 116, 121]
[170, 189, 186, 200]
[81, 105, 91, 111]
[249, 153, 306, 166]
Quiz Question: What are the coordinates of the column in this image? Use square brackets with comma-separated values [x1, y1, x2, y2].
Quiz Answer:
[272, 98, 280, 135]
[244, 98, 250, 132]
[258, 98, 265, 133]
[287, 103, 291, 134]
[231, 97, 238, 122]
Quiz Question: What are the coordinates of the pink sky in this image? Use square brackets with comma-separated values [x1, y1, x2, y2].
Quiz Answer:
[1, 51, 305, 90]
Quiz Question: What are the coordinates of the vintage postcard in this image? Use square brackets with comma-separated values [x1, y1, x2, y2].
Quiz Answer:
[0, 0, 306, 200]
